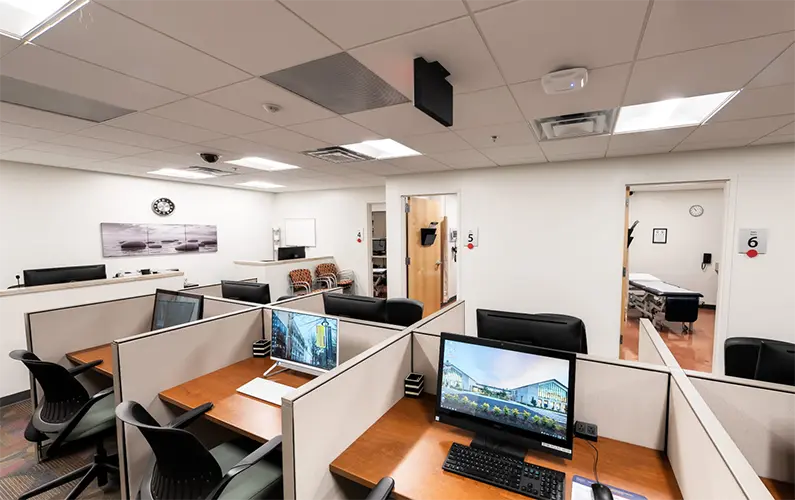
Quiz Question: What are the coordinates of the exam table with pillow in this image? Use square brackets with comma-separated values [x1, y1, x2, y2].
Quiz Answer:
[628, 273, 702, 333]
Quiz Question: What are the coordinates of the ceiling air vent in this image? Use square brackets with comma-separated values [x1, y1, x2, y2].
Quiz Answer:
[531, 109, 616, 141]
[186, 166, 237, 177]
[303, 146, 374, 164]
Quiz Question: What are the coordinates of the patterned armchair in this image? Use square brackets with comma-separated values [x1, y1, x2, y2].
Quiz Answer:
[316, 263, 354, 294]
[288, 268, 327, 295]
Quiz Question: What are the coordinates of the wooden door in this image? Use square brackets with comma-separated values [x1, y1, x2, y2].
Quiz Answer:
[407, 197, 443, 317]
[620, 186, 630, 351]
[440, 216, 449, 304]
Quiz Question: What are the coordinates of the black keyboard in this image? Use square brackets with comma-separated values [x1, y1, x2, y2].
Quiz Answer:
[442, 442, 565, 500]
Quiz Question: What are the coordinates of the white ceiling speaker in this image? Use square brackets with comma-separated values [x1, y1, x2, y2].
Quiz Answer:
[541, 68, 588, 95]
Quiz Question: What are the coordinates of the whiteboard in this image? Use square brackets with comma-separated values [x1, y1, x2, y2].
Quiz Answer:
[285, 218, 316, 247]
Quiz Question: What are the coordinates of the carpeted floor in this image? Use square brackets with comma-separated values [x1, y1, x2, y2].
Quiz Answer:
[0, 400, 120, 500]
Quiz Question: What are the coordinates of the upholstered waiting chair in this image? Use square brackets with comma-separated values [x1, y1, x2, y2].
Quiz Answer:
[9, 350, 118, 500]
[288, 268, 315, 295]
[316, 263, 354, 294]
[116, 401, 283, 500]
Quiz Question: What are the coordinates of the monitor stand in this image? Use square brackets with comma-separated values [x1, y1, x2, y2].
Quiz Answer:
[263, 359, 325, 379]
[470, 433, 527, 461]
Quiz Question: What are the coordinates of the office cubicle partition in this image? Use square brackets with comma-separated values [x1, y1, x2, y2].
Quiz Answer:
[271, 287, 342, 315]
[113, 307, 266, 500]
[179, 277, 258, 298]
[637, 318, 680, 367]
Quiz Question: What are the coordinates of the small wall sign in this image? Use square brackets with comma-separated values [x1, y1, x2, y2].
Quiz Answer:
[355, 228, 363, 243]
[738, 228, 767, 256]
[465, 228, 479, 249]
[652, 228, 667, 244]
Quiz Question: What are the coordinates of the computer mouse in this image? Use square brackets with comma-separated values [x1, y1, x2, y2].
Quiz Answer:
[591, 482, 614, 500]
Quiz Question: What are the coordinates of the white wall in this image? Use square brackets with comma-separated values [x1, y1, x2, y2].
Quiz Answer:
[629, 188, 725, 305]
[273, 186, 385, 296]
[385, 144, 795, 371]
[0, 161, 273, 286]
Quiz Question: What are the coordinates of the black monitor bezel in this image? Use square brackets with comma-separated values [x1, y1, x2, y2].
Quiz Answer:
[221, 280, 271, 305]
[151, 288, 205, 331]
[435, 332, 576, 459]
[23, 264, 107, 287]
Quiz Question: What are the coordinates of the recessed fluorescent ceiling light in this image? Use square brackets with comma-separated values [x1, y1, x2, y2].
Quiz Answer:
[225, 157, 300, 171]
[148, 168, 215, 180]
[0, 0, 88, 41]
[342, 139, 421, 159]
[237, 181, 285, 189]
[614, 91, 740, 135]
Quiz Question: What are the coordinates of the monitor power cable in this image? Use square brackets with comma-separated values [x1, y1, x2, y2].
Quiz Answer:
[586, 440, 600, 484]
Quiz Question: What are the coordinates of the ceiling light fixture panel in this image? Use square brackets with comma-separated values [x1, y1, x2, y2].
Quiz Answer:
[0, 0, 88, 41]
[148, 168, 215, 179]
[341, 138, 421, 160]
[225, 156, 300, 171]
[237, 180, 285, 189]
[614, 91, 740, 135]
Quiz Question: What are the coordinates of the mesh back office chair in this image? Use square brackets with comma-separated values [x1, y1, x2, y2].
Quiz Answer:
[724, 337, 795, 381]
[754, 341, 795, 386]
[116, 401, 283, 500]
[366, 477, 395, 500]
[316, 263, 355, 294]
[385, 298, 424, 327]
[9, 350, 118, 500]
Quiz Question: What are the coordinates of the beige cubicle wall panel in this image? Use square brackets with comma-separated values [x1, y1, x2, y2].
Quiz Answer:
[412, 332, 441, 395]
[413, 300, 466, 336]
[278, 291, 326, 314]
[338, 319, 403, 363]
[183, 283, 223, 296]
[689, 374, 795, 483]
[638, 318, 669, 367]
[114, 308, 264, 500]
[203, 296, 259, 318]
[284, 331, 412, 500]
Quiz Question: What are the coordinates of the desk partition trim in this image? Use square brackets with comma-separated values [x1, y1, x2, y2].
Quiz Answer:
[114, 307, 264, 345]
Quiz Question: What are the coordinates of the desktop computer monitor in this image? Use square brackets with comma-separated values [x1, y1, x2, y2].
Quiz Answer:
[372, 239, 386, 255]
[476, 309, 588, 354]
[151, 289, 204, 331]
[271, 310, 339, 375]
[221, 281, 271, 305]
[435, 332, 576, 459]
[23, 264, 107, 287]
[323, 293, 387, 323]
[277, 246, 306, 261]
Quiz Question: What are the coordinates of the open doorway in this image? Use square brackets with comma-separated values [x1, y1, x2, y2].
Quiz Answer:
[404, 194, 458, 317]
[369, 203, 387, 298]
[620, 181, 727, 372]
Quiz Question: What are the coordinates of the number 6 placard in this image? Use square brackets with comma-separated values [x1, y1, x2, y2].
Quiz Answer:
[738, 228, 768, 254]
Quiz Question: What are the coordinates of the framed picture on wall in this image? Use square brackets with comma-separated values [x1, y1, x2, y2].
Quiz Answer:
[652, 228, 668, 244]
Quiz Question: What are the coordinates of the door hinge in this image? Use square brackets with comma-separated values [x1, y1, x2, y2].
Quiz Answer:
[625, 198, 629, 207]
[622, 267, 627, 278]
[404, 202, 410, 213]
[406, 257, 411, 266]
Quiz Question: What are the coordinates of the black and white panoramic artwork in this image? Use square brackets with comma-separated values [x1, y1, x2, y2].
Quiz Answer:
[101, 223, 218, 257]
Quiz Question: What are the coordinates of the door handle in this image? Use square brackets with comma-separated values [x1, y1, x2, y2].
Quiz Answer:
[435, 260, 442, 268]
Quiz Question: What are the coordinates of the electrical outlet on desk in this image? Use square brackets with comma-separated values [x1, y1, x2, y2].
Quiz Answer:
[574, 421, 598, 442]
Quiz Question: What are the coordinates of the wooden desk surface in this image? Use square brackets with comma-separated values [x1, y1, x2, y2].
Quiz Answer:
[158, 357, 313, 443]
[762, 477, 795, 500]
[66, 344, 113, 377]
[331, 396, 682, 500]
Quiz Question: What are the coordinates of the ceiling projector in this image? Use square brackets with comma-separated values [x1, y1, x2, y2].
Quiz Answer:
[542, 68, 588, 95]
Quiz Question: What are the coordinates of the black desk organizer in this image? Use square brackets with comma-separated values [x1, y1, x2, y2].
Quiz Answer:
[253, 339, 271, 358]
[404, 373, 424, 397]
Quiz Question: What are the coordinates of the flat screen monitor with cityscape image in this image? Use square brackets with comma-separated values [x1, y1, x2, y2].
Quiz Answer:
[271, 310, 339, 375]
[435, 333, 576, 459]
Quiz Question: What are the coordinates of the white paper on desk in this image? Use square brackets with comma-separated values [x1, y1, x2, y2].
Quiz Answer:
[571, 475, 647, 500]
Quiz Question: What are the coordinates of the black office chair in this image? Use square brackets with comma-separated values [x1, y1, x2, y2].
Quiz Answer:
[9, 350, 118, 500]
[385, 298, 424, 327]
[116, 401, 283, 500]
[724, 337, 795, 381]
[754, 341, 795, 386]
[366, 477, 395, 500]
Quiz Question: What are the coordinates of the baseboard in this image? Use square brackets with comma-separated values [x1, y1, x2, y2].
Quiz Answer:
[0, 390, 29, 407]
[700, 304, 716, 310]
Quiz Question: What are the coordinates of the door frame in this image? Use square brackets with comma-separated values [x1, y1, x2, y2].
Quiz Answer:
[366, 202, 386, 297]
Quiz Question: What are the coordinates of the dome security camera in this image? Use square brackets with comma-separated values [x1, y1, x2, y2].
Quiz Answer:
[199, 152, 220, 163]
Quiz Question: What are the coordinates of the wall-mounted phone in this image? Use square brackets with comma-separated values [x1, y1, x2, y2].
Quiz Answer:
[701, 253, 712, 271]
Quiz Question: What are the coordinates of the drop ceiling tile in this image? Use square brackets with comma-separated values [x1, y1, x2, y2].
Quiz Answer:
[466, 0, 516, 12]
[767, 121, 795, 137]
[25, 142, 122, 161]
[606, 146, 673, 158]
[100, 0, 339, 76]
[751, 134, 795, 145]
[454, 122, 536, 149]
[350, 161, 409, 176]
[0, 33, 20, 58]
[0, 44, 183, 111]
[76, 125, 186, 150]
[349, 17, 504, 97]
[625, 33, 793, 105]
[0, 122, 64, 142]
[0, 103, 96, 133]
[104, 113, 226, 143]
[638, 0, 795, 59]
[475, 0, 649, 84]
[430, 149, 496, 169]
[197, 78, 337, 126]
[609, 127, 695, 151]
[198, 136, 280, 156]
[282, 0, 467, 49]
[47, 135, 151, 156]
[451, 86, 524, 130]
[709, 84, 795, 122]
[147, 99, 274, 135]
[481, 144, 546, 166]
[346, 103, 447, 137]
[288, 117, 381, 145]
[241, 128, 329, 152]
[396, 131, 470, 154]
[35, 2, 249, 95]
[512, 64, 631, 120]
[673, 138, 752, 152]
[0, 136, 34, 153]
[747, 44, 795, 89]
[684, 115, 794, 144]
[539, 135, 609, 161]
[388, 155, 453, 172]
[300, 162, 366, 177]
[0, 149, 85, 167]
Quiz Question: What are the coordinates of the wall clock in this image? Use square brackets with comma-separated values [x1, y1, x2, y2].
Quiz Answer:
[152, 197, 175, 216]
[689, 204, 704, 217]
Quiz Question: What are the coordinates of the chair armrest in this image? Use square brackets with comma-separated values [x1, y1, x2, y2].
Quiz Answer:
[365, 477, 395, 500]
[338, 269, 354, 280]
[206, 436, 283, 500]
[47, 387, 114, 455]
[167, 402, 213, 429]
[68, 359, 103, 376]
[291, 281, 311, 293]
